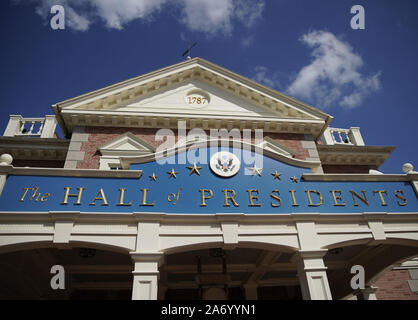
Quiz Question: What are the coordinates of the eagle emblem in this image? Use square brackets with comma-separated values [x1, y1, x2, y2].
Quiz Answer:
[210, 151, 241, 178]
[216, 155, 236, 173]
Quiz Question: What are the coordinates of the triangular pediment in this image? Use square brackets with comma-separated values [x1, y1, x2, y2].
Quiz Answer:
[98, 132, 155, 156]
[114, 80, 301, 120]
[54, 58, 333, 138]
[257, 136, 296, 158]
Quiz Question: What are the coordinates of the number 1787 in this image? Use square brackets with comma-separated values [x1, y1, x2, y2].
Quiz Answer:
[188, 96, 207, 104]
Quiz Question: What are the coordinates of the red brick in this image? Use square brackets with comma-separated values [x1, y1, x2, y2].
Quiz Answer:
[75, 127, 313, 169]
[374, 270, 418, 300]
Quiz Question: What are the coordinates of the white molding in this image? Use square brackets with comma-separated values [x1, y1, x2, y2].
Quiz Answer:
[119, 138, 321, 170]
[53, 58, 332, 137]
[0, 165, 142, 178]
[303, 173, 418, 182]
[98, 133, 155, 170]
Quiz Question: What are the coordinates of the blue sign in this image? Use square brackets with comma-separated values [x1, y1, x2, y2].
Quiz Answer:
[0, 147, 417, 214]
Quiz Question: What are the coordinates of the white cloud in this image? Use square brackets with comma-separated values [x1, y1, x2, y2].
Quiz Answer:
[241, 35, 254, 48]
[66, 6, 90, 31]
[253, 66, 281, 89]
[180, 0, 234, 36]
[18, 0, 265, 35]
[234, 0, 265, 27]
[287, 30, 381, 109]
[89, 0, 167, 30]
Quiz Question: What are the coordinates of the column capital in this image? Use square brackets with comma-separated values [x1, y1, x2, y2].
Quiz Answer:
[49, 211, 80, 222]
[132, 212, 166, 221]
[291, 249, 328, 263]
[298, 249, 328, 259]
[130, 252, 164, 265]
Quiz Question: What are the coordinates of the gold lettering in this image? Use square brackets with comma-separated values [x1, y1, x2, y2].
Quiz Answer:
[394, 190, 407, 206]
[19, 188, 32, 202]
[305, 190, 324, 207]
[35, 192, 43, 202]
[117, 188, 132, 206]
[167, 188, 182, 205]
[330, 190, 346, 206]
[40, 193, 50, 202]
[289, 190, 299, 207]
[270, 190, 282, 207]
[30, 187, 39, 201]
[373, 190, 388, 206]
[350, 190, 369, 206]
[222, 189, 239, 207]
[89, 188, 109, 206]
[61, 187, 84, 205]
[247, 189, 261, 207]
[140, 188, 155, 206]
[200, 189, 213, 207]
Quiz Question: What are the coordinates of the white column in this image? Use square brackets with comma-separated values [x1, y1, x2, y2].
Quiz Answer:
[131, 215, 164, 300]
[40, 115, 57, 138]
[243, 282, 258, 300]
[0, 174, 7, 196]
[0, 154, 13, 196]
[320, 127, 334, 145]
[348, 127, 365, 146]
[131, 253, 164, 300]
[294, 250, 332, 300]
[3, 115, 22, 137]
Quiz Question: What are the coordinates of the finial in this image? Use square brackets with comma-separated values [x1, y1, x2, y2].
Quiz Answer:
[0, 154, 13, 166]
[402, 163, 416, 174]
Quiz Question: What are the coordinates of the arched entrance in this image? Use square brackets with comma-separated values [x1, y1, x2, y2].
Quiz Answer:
[0, 246, 133, 300]
[160, 246, 302, 300]
[322, 240, 418, 300]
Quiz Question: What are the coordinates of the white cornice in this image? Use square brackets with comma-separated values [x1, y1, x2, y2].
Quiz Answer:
[317, 145, 395, 167]
[0, 165, 142, 178]
[303, 172, 418, 182]
[52, 57, 333, 138]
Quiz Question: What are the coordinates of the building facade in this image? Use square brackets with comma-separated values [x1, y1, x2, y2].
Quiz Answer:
[0, 58, 417, 300]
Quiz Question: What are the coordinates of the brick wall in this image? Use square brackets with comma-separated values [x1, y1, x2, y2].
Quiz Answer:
[76, 127, 162, 169]
[374, 269, 418, 300]
[69, 127, 317, 169]
[268, 133, 312, 161]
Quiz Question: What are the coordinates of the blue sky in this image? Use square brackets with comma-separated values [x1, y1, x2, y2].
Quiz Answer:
[0, 0, 417, 173]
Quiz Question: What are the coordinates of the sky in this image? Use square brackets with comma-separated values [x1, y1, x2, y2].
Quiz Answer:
[0, 0, 417, 173]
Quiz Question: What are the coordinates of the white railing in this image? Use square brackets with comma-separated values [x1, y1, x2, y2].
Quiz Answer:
[17, 118, 45, 136]
[3, 115, 57, 138]
[320, 127, 365, 146]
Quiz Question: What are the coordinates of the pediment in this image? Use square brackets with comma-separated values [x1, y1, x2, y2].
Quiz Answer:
[114, 80, 300, 120]
[98, 132, 155, 156]
[257, 136, 295, 158]
[54, 58, 333, 137]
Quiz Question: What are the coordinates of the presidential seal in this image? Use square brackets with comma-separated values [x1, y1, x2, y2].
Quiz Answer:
[209, 151, 240, 178]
